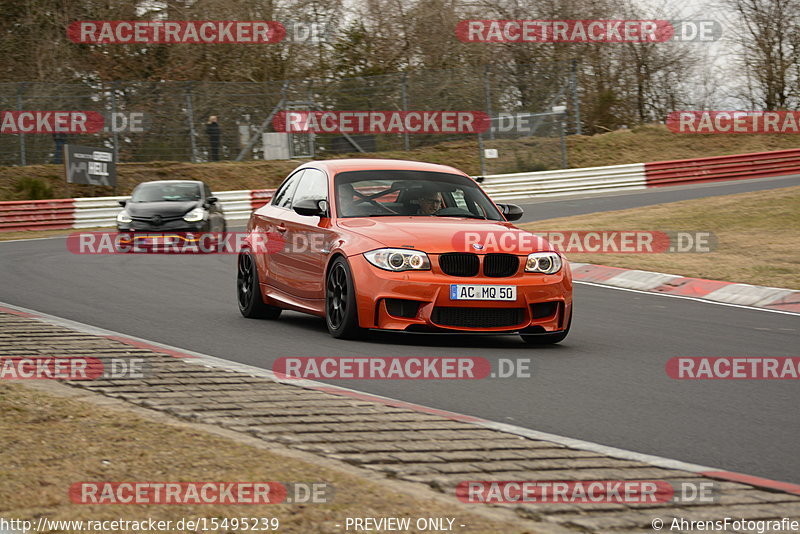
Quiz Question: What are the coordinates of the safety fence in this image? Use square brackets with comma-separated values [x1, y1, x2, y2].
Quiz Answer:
[2, 148, 798, 231]
[644, 148, 800, 187]
[0, 190, 275, 232]
[481, 148, 800, 199]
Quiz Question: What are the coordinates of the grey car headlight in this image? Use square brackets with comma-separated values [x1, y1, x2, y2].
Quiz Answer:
[116, 210, 132, 224]
[525, 252, 562, 274]
[183, 206, 205, 222]
[364, 248, 431, 272]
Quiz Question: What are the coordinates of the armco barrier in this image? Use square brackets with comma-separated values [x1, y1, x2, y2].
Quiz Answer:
[479, 163, 647, 200]
[2, 148, 799, 231]
[645, 148, 800, 187]
[0, 189, 274, 232]
[0, 198, 75, 231]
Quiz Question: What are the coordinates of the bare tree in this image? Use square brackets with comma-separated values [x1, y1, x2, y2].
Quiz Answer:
[722, 0, 800, 109]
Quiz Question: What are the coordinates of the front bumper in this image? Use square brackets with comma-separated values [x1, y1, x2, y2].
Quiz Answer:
[348, 254, 572, 333]
[117, 220, 208, 232]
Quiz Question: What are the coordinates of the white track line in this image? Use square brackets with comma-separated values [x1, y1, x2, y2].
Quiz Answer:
[575, 280, 800, 316]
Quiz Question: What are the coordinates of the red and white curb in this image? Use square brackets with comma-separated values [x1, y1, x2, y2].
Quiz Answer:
[571, 262, 800, 314]
[1, 300, 799, 497]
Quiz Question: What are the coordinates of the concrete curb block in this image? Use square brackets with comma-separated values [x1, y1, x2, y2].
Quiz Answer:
[571, 263, 800, 315]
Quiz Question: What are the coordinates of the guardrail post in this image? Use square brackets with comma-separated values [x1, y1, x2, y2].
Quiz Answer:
[16, 83, 26, 166]
[110, 81, 120, 164]
[483, 66, 494, 141]
[558, 111, 568, 169]
[570, 59, 581, 135]
[477, 131, 487, 177]
[401, 73, 410, 151]
[185, 83, 198, 163]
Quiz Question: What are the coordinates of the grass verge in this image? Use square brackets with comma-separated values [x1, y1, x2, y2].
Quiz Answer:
[520, 185, 800, 289]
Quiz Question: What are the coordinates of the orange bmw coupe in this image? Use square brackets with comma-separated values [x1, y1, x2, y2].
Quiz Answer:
[237, 159, 572, 344]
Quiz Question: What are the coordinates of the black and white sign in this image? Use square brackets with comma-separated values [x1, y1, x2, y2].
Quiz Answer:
[65, 145, 116, 187]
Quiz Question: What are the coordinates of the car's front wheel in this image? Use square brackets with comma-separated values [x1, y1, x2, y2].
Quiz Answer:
[237, 252, 282, 319]
[326, 257, 362, 339]
[520, 310, 571, 345]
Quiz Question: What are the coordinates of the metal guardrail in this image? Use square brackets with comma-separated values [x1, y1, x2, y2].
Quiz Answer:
[479, 163, 646, 200]
[645, 149, 800, 186]
[0, 190, 275, 231]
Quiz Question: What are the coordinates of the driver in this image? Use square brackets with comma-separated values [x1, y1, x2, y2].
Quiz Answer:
[417, 192, 443, 215]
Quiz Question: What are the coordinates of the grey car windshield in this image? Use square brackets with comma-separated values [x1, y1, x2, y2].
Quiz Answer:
[131, 183, 202, 202]
[334, 170, 503, 220]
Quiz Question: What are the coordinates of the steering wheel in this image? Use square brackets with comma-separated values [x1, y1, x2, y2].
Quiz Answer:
[354, 197, 399, 214]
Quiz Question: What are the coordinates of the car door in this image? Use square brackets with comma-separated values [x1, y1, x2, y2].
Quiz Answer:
[270, 168, 333, 301]
[253, 169, 304, 292]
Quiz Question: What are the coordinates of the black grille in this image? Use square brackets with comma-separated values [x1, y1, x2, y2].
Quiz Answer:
[385, 299, 421, 318]
[531, 301, 559, 319]
[484, 253, 519, 277]
[438, 253, 479, 277]
[432, 307, 525, 328]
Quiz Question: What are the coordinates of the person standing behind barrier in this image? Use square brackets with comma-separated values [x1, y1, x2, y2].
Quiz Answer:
[53, 133, 68, 164]
[206, 115, 221, 161]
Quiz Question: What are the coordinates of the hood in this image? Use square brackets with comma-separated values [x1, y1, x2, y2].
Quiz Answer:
[125, 200, 199, 218]
[337, 217, 554, 254]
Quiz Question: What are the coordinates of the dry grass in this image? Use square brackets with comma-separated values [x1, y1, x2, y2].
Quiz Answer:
[0, 383, 528, 533]
[2, 124, 799, 201]
[520, 185, 800, 289]
[0, 227, 111, 242]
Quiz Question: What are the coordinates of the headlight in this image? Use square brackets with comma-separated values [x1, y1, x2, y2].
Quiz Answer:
[364, 248, 430, 272]
[183, 206, 205, 222]
[116, 210, 132, 224]
[525, 252, 562, 274]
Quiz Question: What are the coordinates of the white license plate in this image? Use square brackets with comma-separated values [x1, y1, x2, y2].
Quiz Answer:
[449, 284, 517, 301]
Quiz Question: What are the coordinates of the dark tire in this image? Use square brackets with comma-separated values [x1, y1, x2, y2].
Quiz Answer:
[325, 257, 362, 339]
[521, 308, 572, 345]
[237, 252, 282, 319]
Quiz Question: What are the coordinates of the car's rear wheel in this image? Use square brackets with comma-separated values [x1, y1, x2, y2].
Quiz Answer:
[237, 252, 282, 319]
[520, 310, 571, 345]
[326, 257, 362, 339]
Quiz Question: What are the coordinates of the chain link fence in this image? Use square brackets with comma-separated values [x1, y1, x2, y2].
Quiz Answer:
[0, 61, 579, 169]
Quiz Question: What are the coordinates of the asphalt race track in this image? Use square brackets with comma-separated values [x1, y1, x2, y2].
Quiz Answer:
[1, 176, 798, 484]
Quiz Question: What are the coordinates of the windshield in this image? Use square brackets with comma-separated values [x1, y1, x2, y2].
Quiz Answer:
[131, 183, 202, 203]
[334, 170, 503, 220]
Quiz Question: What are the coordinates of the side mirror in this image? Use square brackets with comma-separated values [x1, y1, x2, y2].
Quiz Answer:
[118, 200, 127, 207]
[497, 203, 523, 221]
[206, 196, 218, 204]
[293, 198, 328, 217]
